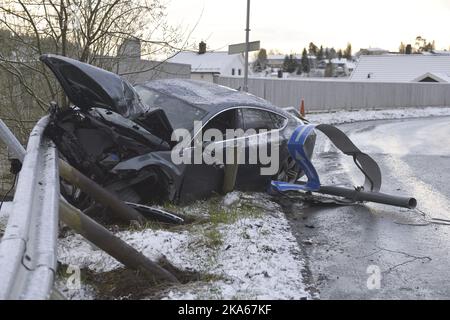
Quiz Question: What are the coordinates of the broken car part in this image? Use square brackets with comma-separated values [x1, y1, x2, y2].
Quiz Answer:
[271, 124, 417, 209]
[125, 202, 184, 224]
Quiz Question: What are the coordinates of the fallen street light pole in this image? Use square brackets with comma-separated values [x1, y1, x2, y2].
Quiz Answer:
[59, 159, 146, 224]
[59, 199, 179, 284]
[317, 186, 417, 209]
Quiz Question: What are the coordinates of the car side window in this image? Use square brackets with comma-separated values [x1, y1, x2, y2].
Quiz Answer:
[197, 109, 243, 143]
[269, 112, 287, 129]
[242, 108, 286, 131]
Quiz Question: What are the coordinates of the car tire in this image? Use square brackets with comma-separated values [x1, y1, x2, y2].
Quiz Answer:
[276, 156, 300, 183]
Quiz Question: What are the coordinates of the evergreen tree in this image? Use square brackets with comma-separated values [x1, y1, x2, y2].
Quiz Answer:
[282, 55, 290, 72]
[406, 44, 412, 54]
[317, 45, 324, 61]
[338, 49, 343, 60]
[301, 48, 310, 74]
[325, 48, 330, 60]
[329, 48, 337, 59]
[283, 54, 298, 73]
[325, 62, 334, 77]
[253, 60, 262, 73]
[308, 42, 318, 56]
[343, 43, 352, 60]
[253, 48, 268, 72]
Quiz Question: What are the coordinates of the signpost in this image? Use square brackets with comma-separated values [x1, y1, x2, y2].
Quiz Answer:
[228, 40, 260, 55]
[227, 0, 260, 92]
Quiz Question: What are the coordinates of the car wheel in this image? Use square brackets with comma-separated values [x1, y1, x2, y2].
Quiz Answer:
[277, 156, 300, 183]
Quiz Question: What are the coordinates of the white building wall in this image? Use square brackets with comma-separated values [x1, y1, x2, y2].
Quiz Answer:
[221, 55, 245, 77]
[191, 73, 215, 82]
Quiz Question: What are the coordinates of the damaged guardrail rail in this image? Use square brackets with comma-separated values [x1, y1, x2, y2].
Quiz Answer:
[0, 117, 59, 299]
[0, 117, 179, 300]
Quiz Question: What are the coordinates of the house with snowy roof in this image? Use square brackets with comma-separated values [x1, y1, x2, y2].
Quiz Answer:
[350, 55, 450, 82]
[355, 47, 390, 57]
[168, 42, 245, 82]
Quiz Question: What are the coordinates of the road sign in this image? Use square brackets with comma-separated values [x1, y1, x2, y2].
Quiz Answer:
[228, 40, 260, 55]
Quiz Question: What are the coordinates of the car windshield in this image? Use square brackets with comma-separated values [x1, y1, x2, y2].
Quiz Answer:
[136, 86, 207, 131]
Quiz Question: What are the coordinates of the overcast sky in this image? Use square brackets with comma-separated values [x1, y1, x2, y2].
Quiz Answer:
[165, 0, 450, 54]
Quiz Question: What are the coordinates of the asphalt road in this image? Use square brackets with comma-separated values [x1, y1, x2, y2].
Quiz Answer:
[284, 116, 450, 299]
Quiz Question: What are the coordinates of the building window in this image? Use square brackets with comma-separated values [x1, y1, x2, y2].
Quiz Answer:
[238, 69, 242, 76]
[232, 68, 235, 76]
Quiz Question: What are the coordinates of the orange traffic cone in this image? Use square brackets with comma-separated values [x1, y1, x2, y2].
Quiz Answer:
[300, 99, 305, 117]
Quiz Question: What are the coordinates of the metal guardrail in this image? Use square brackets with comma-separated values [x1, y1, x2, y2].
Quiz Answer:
[0, 120, 26, 162]
[0, 116, 59, 299]
[0, 117, 178, 299]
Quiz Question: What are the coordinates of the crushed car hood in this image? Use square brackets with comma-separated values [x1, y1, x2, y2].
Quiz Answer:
[40, 54, 148, 119]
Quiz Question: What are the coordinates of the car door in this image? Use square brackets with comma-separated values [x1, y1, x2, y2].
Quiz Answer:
[178, 109, 240, 202]
[235, 107, 288, 191]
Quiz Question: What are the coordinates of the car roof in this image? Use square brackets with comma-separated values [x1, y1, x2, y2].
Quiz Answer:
[138, 79, 290, 116]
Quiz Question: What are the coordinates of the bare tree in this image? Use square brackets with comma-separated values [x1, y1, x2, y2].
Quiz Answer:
[0, 0, 192, 193]
[0, 0, 189, 110]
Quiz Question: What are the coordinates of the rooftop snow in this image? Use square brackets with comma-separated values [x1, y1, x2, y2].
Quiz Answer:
[351, 55, 450, 82]
[331, 58, 347, 64]
[363, 48, 389, 52]
[431, 50, 450, 56]
[268, 54, 316, 61]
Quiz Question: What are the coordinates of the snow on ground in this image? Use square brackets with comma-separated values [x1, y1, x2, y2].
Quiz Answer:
[306, 106, 450, 125]
[53, 106, 450, 300]
[56, 192, 310, 300]
[0, 201, 12, 236]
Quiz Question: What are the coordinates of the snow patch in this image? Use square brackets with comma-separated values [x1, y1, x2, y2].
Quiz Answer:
[57, 229, 192, 273]
[306, 106, 450, 125]
[55, 278, 97, 300]
[0, 201, 12, 234]
[221, 191, 241, 208]
[57, 192, 310, 300]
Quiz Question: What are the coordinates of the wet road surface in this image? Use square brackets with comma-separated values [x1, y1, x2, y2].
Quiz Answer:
[285, 116, 450, 299]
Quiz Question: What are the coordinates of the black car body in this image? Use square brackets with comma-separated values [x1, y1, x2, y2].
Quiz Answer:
[41, 54, 315, 205]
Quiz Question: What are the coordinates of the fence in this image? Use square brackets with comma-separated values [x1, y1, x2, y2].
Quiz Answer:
[217, 76, 450, 111]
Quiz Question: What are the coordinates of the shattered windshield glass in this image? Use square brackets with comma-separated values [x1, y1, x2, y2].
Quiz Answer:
[121, 80, 150, 119]
[136, 86, 207, 131]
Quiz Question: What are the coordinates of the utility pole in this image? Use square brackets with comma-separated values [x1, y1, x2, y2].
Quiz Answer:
[244, 0, 250, 92]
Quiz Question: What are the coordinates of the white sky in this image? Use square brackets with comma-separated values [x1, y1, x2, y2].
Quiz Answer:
[165, 0, 450, 53]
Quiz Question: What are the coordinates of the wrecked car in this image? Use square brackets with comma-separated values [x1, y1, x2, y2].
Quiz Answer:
[41, 54, 315, 206]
